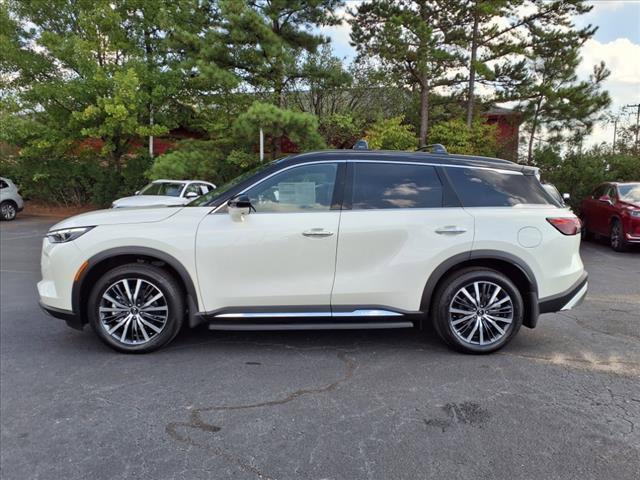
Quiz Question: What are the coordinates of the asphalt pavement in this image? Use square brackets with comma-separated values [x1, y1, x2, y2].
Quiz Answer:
[1, 215, 639, 480]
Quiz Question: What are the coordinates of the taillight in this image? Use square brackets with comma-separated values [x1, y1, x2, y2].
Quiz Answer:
[546, 217, 581, 236]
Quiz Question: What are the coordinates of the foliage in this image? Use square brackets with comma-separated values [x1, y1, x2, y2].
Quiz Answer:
[535, 146, 640, 212]
[365, 116, 417, 151]
[350, 0, 466, 146]
[429, 119, 499, 157]
[319, 114, 363, 149]
[234, 102, 325, 159]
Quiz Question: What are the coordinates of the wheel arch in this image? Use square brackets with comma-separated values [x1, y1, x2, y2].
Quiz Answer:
[73, 247, 200, 328]
[420, 250, 539, 329]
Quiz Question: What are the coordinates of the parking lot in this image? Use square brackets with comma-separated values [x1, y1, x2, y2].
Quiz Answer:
[1, 215, 639, 480]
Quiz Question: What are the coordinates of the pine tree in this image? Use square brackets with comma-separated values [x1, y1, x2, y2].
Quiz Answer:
[514, 0, 611, 163]
[350, 0, 467, 147]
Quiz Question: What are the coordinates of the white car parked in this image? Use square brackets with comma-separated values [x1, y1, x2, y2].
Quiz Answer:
[0, 177, 25, 221]
[39, 149, 587, 354]
[111, 179, 216, 208]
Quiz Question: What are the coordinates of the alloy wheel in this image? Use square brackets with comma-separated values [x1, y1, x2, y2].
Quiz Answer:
[611, 223, 621, 250]
[1, 203, 16, 220]
[448, 281, 514, 346]
[99, 278, 169, 345]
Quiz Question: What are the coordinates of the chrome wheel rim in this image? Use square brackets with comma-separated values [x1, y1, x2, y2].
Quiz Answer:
[449, 281, 513, 346]
[99, 278, 168, 345]
[1, 203, 16, 219]
[611, 224, 620, 248]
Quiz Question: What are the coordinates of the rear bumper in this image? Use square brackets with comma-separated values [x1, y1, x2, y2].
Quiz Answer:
[39, 301, 83, 330]
[538, 272, 588, 314]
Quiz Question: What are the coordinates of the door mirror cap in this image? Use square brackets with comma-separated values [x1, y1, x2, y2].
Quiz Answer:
[134, 190, 140, 195]
[227, 194, 253, 221]
[562, 193, 570, 201]
[598, 195, 613, 205]
[185, 191, 199, 199]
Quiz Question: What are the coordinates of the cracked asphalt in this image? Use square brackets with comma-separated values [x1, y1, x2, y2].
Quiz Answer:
[1, 215, 639, 480]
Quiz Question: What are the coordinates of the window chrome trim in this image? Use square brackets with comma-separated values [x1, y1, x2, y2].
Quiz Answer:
[212, 159, 522, 213]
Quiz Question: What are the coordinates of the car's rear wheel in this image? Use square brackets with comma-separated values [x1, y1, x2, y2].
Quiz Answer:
[88, 264, 184, 353]
[0, 201, 17, 221]
[610, 219, 627, 252]
[432, 268, 523, 354]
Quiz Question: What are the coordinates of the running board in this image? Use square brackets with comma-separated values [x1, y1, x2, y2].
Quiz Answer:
[208, 321, 414, 331]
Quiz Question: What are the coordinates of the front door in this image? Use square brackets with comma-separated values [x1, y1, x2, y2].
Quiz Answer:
[195, 162, 343, 314]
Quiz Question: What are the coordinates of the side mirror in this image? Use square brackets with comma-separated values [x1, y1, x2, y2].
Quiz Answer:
[227, 194, 253, 221]
[135, 190, 140, 195]
[185, 191, 199, 199]
[598, 195, 613, 205]
[562, 193, 570, 201]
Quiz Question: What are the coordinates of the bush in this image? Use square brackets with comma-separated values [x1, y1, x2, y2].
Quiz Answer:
[428, 119, 499, 157]
[1, 149, 153, 207]
[365, 116, 417, 150]
[319, 114, 363, 149]
[535, 145, 640, 212]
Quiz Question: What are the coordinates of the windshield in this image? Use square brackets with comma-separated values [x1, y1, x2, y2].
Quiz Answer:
[618, 183, 640, 203]
[139, 182, 185, 197]
[188, 162, 276, 206]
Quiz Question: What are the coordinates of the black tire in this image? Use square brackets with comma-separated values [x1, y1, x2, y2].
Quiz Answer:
[0, 201, 17, 221]
[432, 267, 523, 354]
[610, 219, 627, 252]
[580, 216, 591, 241]
[88, 263, 185, 353]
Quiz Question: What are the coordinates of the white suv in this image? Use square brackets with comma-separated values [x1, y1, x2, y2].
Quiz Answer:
[38, 150, 587, 354]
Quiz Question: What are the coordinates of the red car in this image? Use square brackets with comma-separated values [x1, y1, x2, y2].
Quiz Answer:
[581, 182, 640, 251]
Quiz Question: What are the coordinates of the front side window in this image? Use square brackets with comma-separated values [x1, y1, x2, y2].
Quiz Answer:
[591, 184, 608, 199]
[139, 182, 185, 197]
[0, 180, 7, 189]
[351, 163, 443, 209]
[245, 163, 338, 213]
[446, 167, 553, 207]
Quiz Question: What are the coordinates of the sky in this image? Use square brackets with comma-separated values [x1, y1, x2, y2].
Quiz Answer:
[318, 0, 640, 148]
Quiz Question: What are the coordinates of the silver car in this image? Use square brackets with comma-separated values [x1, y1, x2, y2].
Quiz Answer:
[0, 177, 24, 221]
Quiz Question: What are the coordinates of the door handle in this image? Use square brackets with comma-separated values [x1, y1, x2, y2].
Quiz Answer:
[435, 226, 467, 235]
[302, 228, 334, 238]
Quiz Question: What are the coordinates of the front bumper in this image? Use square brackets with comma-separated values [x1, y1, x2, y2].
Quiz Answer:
[39, 301, 83, 330]
[538, 272, 588, 314]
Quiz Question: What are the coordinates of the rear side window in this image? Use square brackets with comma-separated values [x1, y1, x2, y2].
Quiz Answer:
[351, 163, 443, 209]
[446, 167, 553, 207]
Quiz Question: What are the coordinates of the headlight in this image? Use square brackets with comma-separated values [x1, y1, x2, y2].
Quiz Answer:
[630, 210, 640, 217]
[45, 226, 94, 243]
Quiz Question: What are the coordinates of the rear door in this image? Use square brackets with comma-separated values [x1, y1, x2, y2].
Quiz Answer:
[331, 161, 474, 313]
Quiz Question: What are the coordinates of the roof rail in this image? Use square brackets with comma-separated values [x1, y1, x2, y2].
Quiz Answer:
[417, 144, 448, 154]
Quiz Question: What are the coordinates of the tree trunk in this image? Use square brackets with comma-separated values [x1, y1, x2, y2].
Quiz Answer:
[527, 98, 542, 164]
[419, 81, 430, 148]
[466, 7, 480, 128]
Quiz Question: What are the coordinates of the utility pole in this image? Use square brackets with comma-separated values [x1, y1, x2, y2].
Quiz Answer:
[624, 103, 640, 152]
[612, 116, 618, 153]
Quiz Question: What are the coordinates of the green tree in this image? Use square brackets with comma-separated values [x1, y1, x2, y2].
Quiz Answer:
[214, 0, 344, 107]
[428, 119, 498, 156]
[512, 0, 611, 162]
[365, 116, 417, 150]
[234, 102, 325, 159]
[319, 114, 363, 149]
[350, 1, 466, 147]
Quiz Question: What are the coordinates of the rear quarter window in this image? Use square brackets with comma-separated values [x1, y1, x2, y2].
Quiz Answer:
[446, 167, 555, 207]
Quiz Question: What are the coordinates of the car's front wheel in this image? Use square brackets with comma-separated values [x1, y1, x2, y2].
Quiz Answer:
[432, 268, 523, 354]
[0, 201, 17, 221]
[610, 219, 627, 252]
[88, 264, 185, 353]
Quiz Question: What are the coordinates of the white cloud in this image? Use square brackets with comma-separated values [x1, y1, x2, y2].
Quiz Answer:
[578, 37, 640, 146]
